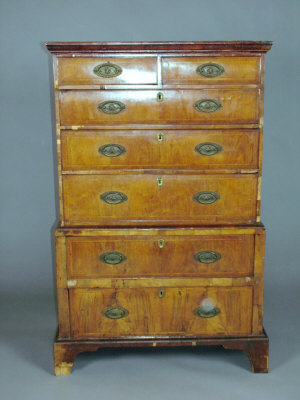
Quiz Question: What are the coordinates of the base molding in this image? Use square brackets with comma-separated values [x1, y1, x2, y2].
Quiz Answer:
[54, 329, 269, 375]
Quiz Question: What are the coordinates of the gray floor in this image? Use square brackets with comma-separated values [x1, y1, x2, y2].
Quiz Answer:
[1, 283, 299, 400]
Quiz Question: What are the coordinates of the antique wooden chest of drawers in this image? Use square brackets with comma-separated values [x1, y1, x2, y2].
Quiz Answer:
[45, 41, 272, 375]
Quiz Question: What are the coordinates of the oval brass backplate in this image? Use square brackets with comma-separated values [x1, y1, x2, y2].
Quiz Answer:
[195, 142, 222, 156]
[194, 250, 221, 264]
[93, 62, 122, 78]
[194, 306, 220, 318]
[196, 63, 225, 78]
[102, 306, 129, 319]
[193, 191, 220, 204]
[99, 251, 127, 265]
[100, 191, 128, 205]
[194, 99, 222, 113]
[98, 143, 126, 157]
[98, 101, 125, 114]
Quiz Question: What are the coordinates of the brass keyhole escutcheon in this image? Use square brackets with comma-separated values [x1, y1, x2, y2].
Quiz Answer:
[158, 289, 165, 298]
[157, 177, 163, 187]
[157, 92, 164, 102]
[157, 132, 164, 142]
[158, 239, 165, 248]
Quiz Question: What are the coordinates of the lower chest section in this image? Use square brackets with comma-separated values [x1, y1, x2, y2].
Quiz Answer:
[69, 286, 253, 338]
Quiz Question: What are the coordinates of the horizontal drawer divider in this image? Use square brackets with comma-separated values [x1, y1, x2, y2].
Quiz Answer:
[61, 169, 259, 175]
[64, 277, 255, 289]
[59, 124, 261, 130]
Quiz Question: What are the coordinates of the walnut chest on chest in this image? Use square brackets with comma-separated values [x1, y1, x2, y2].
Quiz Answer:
[45, 41, 272, 375]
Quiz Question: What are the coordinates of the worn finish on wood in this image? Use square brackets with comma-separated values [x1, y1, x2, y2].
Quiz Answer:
[61, 129, 259, 171]
[62, 174, 258, 225]
[58, 57, 157, 86]
[69, 286, 253, 337]
[59, 89, 259, 126]
[47, 41, 272, 374]
[53, 330, 269, 375]
[66, 234, 254, 278]
[45, 41, 273, 54]
[162, 57, 260, 85]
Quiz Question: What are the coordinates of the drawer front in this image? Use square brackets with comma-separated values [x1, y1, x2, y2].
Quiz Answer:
[67, 234, 254, 278]
[69, 287, 253, 337]
[62, 174, 258, 225]
[61, 129, 259, 171]
[162, 57, 260, 85]
[57, 57, 157, 85]
[59, 89, 259, 125]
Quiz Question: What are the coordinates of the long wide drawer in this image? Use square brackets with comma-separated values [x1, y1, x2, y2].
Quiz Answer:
[62, 174, 258, 225]
[69, 286, 253, 337]
[61, 129, 259, 171]
[66, 234, 254, 278]
[59, 89, 259, 125]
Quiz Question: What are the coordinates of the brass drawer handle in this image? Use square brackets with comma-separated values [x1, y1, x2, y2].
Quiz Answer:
[100, 191, 128, 204]
[98, 143, 126, 157]
[99, 251, 127, 265]
[193, 191, 220, 204]
[157, 92, 164, 102]
[194, 306, 220, 318]
[194, 99, 222, 113]
[102, 306, 129, 319]
[93, 62, 122, 78]
[157, 132, 164, 142]
[195, 142, 222, 156]
[194, 250, 221, 264]
[196, 63, 225, 78]
[98, 101, 125, 114]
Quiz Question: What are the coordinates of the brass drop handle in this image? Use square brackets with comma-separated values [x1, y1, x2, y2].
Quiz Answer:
[194, 99, 222, 113]
[194, 250, 221, 264]
[157, 177, 163, 187]
[98, 144, 126, 157]
[99, 251, 127, 264]
[102, 306, 129, 319]
[157, 132, 164, 142]
[100, 191, 128, 204]
[158, 239, 165, 248]
[157, 92, 164, 102]
[194, 306, 220, 318]
[93, 62, 123, 78]
[193, 191, 220, 204]
[196, 63, 225, 78]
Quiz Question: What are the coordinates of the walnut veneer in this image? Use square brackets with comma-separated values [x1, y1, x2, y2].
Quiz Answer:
[45, 41, 272, 375]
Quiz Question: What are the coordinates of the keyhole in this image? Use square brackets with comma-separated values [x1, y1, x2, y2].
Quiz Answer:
[157, 132, 164, 142]
[158, 289, 165, 298]
[157, 92, 164, 102]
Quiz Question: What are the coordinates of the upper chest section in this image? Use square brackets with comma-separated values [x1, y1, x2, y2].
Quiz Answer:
[56, 55, 261, 88]
[47, 41, 272, 90]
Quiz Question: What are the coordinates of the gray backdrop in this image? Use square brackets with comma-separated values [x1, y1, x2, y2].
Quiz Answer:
[1, 0, 299, 399]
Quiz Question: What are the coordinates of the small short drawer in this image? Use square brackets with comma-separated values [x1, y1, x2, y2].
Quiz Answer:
[62, 174, 258, 226]
[69, 286, 253, 338]
[59, 89, 259, 126]
[162, 57, 260, 85]
[61, 129, 259, 171]
[57, 57, 157, 86]
[66, 234, 254, 279]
